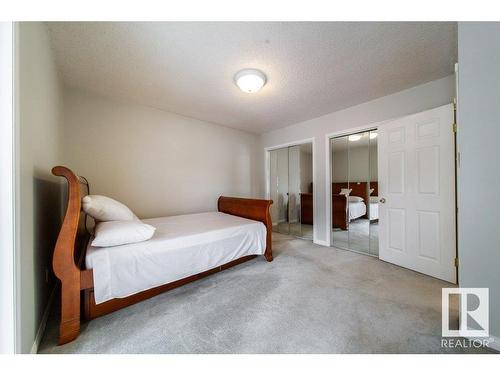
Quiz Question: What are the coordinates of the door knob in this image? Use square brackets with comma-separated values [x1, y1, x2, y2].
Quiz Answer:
[379, 198, 386, 204]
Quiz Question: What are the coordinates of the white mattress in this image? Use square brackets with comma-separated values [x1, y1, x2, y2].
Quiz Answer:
[86, 212, 266, 304]
[348, 201, 366, 221]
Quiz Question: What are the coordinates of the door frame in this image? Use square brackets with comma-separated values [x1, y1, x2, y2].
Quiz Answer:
[264, 137, 315, 240]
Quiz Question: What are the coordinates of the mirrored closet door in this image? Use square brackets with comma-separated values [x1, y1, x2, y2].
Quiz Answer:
[269, 143, 313, 240]
[330, 130, 378, 256]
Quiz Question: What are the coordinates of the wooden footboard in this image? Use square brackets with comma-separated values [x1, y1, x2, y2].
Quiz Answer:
[52, 166, 273, 345]
[332, 194, 348, 230]
[218, 196, 273, 262]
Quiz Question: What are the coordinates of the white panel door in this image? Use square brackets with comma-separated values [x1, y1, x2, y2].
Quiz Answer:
[378, 104, 456, 283]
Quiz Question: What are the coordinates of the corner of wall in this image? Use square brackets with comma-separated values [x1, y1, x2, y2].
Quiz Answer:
[17, 21, 66, 354]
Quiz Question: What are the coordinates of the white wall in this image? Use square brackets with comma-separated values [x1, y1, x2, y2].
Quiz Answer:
[457, 22, 500, 343]
[261, 75, 455, 244]
[17, 22, 64, 353]
[62, 87, 261, 219]
[331, 142, 377, 183]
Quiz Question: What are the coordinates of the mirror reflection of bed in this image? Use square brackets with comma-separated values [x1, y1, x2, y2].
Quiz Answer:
[331, 130, 378, 256]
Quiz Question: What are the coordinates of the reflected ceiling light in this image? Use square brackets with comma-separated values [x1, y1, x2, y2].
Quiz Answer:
[348, 134, 362, 142]
[234, 69, 267, 93]
[370, 132, 378, 139]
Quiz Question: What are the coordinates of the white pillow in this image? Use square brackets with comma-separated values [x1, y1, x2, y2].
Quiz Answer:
[339, 188, 352, 196]
[82, 195, 138, 222]
[348, 196, 364, 203]
[91, 220, 156, 247]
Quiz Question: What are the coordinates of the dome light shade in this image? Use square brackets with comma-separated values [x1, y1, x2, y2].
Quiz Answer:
[369, 132, 378, 139]
[234, 69, 267, 93]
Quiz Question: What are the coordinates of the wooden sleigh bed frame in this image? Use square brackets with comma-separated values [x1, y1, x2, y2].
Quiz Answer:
[52, 166, 273, 345]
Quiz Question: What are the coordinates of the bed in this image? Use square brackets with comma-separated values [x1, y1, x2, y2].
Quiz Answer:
[87, 212, 267, 304]
[52, 166, 273, 345]
[332, 182, 369, 230]
[368, 197, 379, 220]
[368, 181, 379, 221]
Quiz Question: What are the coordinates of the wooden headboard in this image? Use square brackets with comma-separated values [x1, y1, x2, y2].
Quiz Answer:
[370, 181, 378, 197]
[53, 167, 91, 264]
[51, 166, 91, 344]
[332, 182, 368, 204]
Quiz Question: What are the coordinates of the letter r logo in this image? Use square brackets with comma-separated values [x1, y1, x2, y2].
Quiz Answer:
[442, 288, 489, 338]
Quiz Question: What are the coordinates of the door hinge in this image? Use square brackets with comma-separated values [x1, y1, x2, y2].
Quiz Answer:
[452, 123, 457, 133]
[454, 257, 459, 267]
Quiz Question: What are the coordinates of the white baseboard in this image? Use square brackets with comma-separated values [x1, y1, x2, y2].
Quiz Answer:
[313, 239, 330, 247]
[30, 286, 56, 354]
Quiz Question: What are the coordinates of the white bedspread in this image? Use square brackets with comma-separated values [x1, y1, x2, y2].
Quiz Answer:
[348, 201, 366, 221]
[86, 212, 266, 304]
[369, 203, 379, 220]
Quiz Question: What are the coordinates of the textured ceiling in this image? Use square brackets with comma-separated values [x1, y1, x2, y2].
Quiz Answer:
[46, 22, 457, 134]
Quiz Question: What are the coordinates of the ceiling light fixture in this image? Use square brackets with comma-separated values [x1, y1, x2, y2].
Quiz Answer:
[234, 69, 267, 93]
[348, 134, 362, 142]
[370, 132, 378, 139]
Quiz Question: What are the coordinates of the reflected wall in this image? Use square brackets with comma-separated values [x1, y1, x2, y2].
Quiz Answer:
[269, 143, 313, 240]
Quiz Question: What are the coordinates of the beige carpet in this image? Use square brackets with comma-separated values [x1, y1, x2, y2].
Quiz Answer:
[39, 233, 489, 354]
